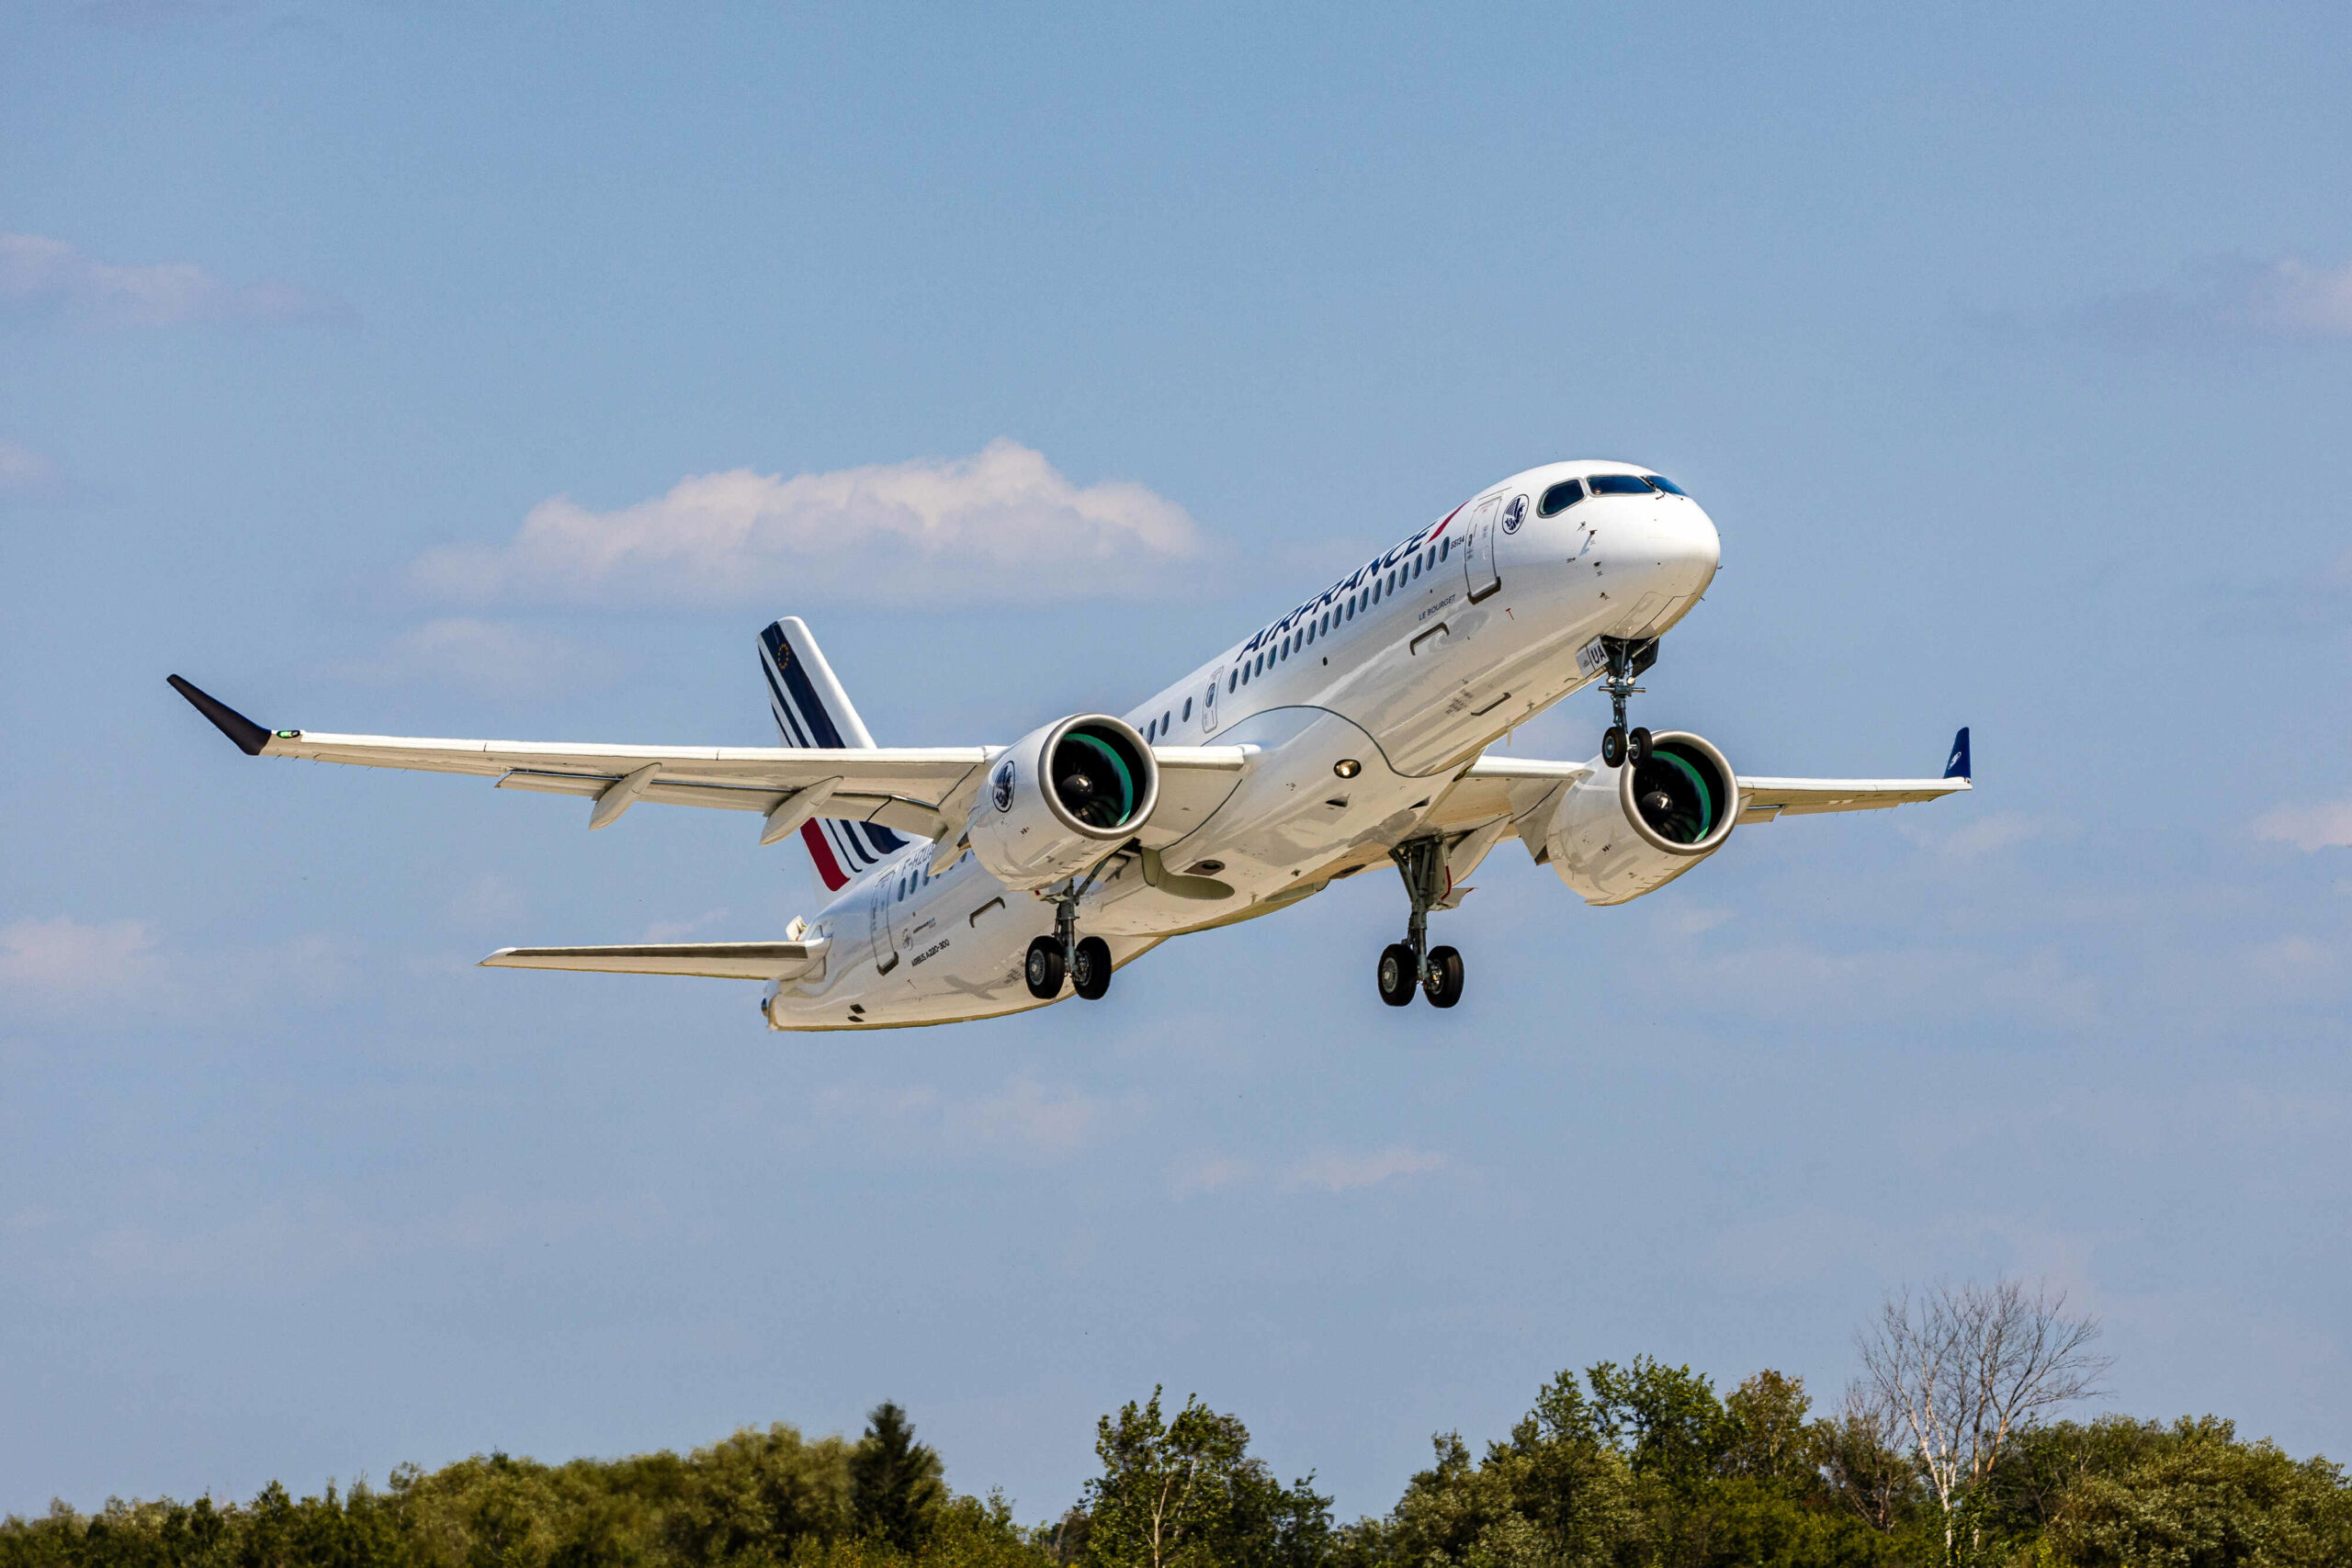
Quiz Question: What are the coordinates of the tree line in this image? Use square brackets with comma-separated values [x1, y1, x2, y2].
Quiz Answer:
[8, 1282, 2347, 1568]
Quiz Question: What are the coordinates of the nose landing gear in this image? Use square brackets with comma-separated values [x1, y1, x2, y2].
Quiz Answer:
[1597, 636, 1660, 768]
[1377, 838, 1465, 1009]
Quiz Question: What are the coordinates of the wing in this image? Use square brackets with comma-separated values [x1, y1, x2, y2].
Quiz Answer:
[169, 676, 1248, 846]
[1422, 726, 1973, 851]
[1735, 725, 1973, 821]
[1733, 774, 1970, 822]
[481, 941, 827, 980]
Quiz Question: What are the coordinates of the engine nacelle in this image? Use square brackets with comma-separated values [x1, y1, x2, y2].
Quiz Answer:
[1545, 730, 1739, 906]
[965, 715, 1159, 890]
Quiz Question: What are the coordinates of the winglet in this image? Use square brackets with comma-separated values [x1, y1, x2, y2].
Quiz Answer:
[1942, 727, 1971, 781]
[167, 675, 273, 757]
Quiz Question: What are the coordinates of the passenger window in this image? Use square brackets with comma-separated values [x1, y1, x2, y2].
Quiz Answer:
[1642, 474, 1689, 496]
[1182, 696, 1193, 720]
[1538, 479, 1584, 515]
[1227, 671, 1237, 693]
[1162, 709, 1171, 731]
[1442, 537, 1452, 559]
[1588, 473, 1651, 495]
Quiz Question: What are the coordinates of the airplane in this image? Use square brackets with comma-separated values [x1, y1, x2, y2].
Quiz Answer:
[170, 457, 1971, 1030]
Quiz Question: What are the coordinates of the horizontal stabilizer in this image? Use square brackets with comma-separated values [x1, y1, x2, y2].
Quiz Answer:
[481, 940, 827, 981]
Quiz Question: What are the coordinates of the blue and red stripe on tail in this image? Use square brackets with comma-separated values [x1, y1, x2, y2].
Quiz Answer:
[757, 618, 910, 891]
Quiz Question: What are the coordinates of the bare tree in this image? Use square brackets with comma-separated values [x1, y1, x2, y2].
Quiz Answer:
[1852, 1278, 2110, 1563]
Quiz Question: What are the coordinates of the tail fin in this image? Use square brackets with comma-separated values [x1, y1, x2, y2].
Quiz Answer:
[757, 618, 912, 892]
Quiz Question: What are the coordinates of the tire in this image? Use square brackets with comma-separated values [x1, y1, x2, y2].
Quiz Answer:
[1024, 936, 1066, 999]
[1601, 726, 1626, 768]
[1422, 945, 1464, 1008]
[1376, 942, 1418, 1007]
[1072, 935, 1113, 1000]
[1628, 726, 1653, 764]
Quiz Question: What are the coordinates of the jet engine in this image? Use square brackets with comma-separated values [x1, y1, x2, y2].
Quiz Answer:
[964, 715, 1159, 890]
[1544, 730, 1738, 905]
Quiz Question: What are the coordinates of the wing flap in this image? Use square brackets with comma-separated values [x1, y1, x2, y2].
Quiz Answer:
[481, 940, 827, 980]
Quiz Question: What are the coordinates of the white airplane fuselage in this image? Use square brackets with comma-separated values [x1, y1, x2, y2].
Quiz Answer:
[769, 458, 1721, 1030]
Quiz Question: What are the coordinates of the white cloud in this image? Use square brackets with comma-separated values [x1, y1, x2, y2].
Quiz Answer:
[0, 917, 160, 995]
[1902, 811, 2044, 861]
[949, 1076, 1105, 1156]
[643, 908, 729, 942]
[2233, 257, 2352, 338]
[2073, 254, 2352, 346]
[331, 617, 622, 698]
[1169, 1153, 1252, 1198]
[813, 1073, 1119, 1161]
[1286, 1145, 1448, 1193]
[443, 873, 529, 931]
[0, 439, 57, 499]
[2255, 799, 2352, 852]
[410, 439, 1205, 608]
[0, 231, 345, 327]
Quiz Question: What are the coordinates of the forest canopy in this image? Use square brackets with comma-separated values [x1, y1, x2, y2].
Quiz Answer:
[9, 1290, 2349, 1568]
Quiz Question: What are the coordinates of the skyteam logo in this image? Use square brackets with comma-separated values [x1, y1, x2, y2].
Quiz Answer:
[1501, 494, 1528, 535]
[991, 758, 1016, 811]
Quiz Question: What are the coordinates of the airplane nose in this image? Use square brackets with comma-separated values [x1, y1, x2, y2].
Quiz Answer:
[1644, 502, 1720, 596]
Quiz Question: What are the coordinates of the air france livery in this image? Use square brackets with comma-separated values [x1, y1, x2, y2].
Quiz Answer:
[172, 459, 1970, 1027]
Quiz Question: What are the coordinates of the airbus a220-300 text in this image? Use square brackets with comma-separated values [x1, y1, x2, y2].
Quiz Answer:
[173, 459, 1971, 1027]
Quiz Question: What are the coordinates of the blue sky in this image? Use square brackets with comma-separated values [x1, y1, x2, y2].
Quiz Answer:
[5, 0, 2350, 1522]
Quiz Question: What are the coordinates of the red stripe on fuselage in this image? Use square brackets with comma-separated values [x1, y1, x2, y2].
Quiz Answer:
[801, 818, 849, 891]
[1429, 502, 1466, 539]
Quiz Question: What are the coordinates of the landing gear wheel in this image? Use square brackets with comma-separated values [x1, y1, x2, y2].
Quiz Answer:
[1422, 945, 1464, 1008]
[1071, 936, 1113, 1000]
[1024, 936, 1065, 999]
[1602, 726, 1627, 768]
[1376, 943, 1418, 1007]
[1628, 727, 1653, 764]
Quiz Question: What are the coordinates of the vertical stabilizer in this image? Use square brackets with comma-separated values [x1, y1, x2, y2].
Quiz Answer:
[757, 619, 911, 891]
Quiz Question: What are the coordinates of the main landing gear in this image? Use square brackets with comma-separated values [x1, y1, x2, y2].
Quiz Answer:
[1597, 635, 1661, 768]
[1025, 863, 1115, 1002]
[1377, 838, 1464, 1009]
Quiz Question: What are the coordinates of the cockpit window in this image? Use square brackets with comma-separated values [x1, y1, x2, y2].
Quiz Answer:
[1642, 474, 1689, 496]
[1587, 473, 1653, 496]
[1537, 479, 1585, 516]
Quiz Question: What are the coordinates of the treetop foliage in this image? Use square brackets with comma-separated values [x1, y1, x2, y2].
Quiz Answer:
[8, 1376, 2345, 1568]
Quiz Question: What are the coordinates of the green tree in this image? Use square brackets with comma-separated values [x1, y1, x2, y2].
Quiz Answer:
[662, 1424, 855, 1564]
[2042, 1416, 2352, 1568]
[1080, 1388, 1280, 1568]
[848, 1403, 945, 1555]
[1587, 1359, 1731, 1494]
